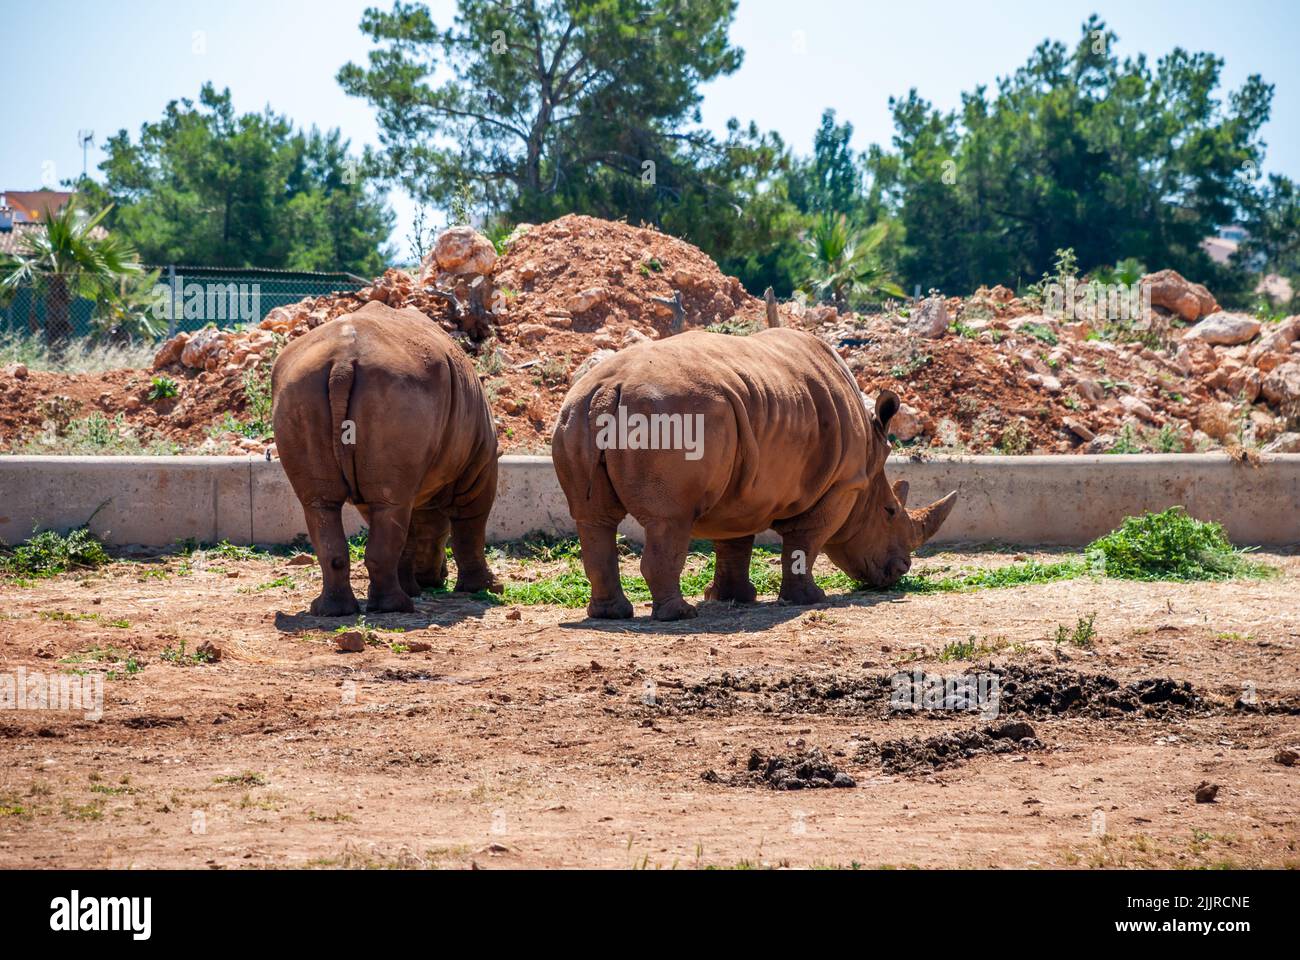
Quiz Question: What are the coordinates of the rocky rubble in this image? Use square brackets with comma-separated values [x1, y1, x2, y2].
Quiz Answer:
[6, 219, 1298, 458]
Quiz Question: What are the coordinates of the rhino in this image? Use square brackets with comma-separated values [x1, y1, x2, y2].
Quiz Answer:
[552, 328, 956, 621]
[272, 301, 501, 616]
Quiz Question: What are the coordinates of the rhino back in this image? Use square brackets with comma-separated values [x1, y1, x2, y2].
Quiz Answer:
[556, 328, 876, 535]
[274, 302, 495, 508]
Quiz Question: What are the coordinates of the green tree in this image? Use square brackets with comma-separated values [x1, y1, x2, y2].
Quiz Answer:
[869, 17, 1275, 296]
[0, 201, 142, 347]
[799, 213, 905, 310]
[787, 109, 863, 218]
[339, 0, 742, 219]
[78, 85, 392, 274]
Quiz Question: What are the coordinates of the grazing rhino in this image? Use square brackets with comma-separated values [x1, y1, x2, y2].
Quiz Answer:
[552, 328, 956, 621]
[272, 301, 501, 616]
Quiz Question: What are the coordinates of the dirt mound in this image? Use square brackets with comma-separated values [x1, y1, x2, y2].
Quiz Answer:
[857, 720, 1043, 774]
[994, 665, 1205, 718]
[703, 746, 857, 790]
[3, 214, 1296, 458]
[493, 214, 761, 339]
[656, 665, 1210, 721]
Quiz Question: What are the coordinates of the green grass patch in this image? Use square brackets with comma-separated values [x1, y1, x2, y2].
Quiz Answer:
[1084, 507, 1275, 581]
[882, 557, 1088, 594]
[0, 528, 110, 579]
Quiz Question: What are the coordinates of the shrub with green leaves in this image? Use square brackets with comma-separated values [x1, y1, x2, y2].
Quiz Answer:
[148, 375, 179, 401]
[1085, 507, 1272, 581]
[0, 528, 110, 578]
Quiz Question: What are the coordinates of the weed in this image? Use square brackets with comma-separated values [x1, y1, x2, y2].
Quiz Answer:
[1085, 506, 1275, 581]
[1, 528, 109, 578]
[1053, 613, 1097, 647]
[161, 640, 213, 666]
[147, 375, 179, 401]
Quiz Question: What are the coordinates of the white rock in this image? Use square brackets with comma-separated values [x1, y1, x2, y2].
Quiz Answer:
[569, 349, 615, 384]
[908, 298, 950, 339]
[1181, 311, 1261, 346]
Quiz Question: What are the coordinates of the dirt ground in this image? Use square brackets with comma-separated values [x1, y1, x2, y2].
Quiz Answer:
[1, 546, 1297, 869]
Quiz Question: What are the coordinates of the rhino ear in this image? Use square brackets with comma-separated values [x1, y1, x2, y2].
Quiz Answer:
[875, 390, 900, 431]
[892, 479, 909, 507]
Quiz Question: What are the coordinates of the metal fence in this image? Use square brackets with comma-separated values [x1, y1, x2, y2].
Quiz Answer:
[0, 266, 368, 342]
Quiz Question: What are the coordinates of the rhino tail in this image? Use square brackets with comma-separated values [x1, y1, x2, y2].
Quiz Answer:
[328, 358, 361, 504]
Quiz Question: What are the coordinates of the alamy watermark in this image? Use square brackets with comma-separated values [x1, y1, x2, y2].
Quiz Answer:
[595, 405, 705, 461]
[890, 669, 1000, 719]
[149, 281, 261, 324]
[1043, 277, 1151, 324]
[1, 667, 103, 721]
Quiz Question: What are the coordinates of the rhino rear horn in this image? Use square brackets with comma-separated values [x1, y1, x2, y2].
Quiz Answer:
[910, 491, 957, 546]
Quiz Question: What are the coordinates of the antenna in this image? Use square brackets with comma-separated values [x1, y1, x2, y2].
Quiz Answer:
[77, 130, 94, 177]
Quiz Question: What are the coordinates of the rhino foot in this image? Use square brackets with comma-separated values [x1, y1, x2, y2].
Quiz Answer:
[651, 597, 698, 621]
[704, 580, 757, 604]
[779, 581, 827, 605]
[588, 596, 634, 619]
[455, 572, 503, 594]
[310, 592, 361, 617]
[366, 589, 416, 614]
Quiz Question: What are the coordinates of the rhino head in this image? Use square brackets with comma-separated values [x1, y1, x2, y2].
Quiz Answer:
[824, 391, 958, 588]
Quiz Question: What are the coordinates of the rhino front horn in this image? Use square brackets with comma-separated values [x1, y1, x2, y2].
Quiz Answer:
[910, 491, 958, 546]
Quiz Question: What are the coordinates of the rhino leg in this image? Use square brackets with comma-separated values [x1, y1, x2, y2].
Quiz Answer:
[304, 501, 360, 617]
[449, 512, 500, 594]
[363, 502, 416, 614]
[704, 535, 757, 603]
[577, 521, 633, 619]
[641, 517, 698, 621]
[447, 461, 501, 595]
[777, 535, 828, 605]
[401, 507, 449, 594]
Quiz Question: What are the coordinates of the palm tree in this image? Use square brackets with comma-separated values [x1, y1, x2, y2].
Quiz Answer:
[799, 213, 905, 310]
[0, 200, 141, 349]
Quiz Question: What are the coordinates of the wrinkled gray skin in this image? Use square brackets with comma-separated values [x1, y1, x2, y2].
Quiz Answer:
[272, 302, 501, 616]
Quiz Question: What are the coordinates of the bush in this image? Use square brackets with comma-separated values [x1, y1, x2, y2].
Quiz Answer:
[0, 528, 110, 578]
[1085, 506, 1272, 581]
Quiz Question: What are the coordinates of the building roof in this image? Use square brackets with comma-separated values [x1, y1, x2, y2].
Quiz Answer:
[1, 190, 73, 223]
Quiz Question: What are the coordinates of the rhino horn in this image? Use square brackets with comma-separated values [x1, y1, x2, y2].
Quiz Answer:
[909, 491, 957, 547]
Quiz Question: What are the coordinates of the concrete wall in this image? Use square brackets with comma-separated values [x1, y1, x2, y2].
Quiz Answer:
[1, 454, 1297, 549]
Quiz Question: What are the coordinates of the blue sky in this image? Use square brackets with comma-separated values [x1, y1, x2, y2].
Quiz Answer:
[5, 0, 1298, 252]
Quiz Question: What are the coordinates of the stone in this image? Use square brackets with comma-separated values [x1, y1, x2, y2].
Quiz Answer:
[335, 631, 366, 653]
[565, 287, 606, 314]
[286, 553, 314, 566]
[1119, 394, 1158, 423]
[569, 349, 615, 384]
[425, 226, 497, 278]
[1261, 361, 1300, 407]
[1195, 402, 1236, 442]
[196, 640, 222, 662]
[405, 641, 433, 653]
[888, 402, 926, 441]
[1142, 269, 1218, 321]
[1181, 311, 1261, 346]
[1226, 366, 1261, 404]
[1074, 378, 1104, 404]
[1026, 373, 1062, 394]
[152, 334, 188, 370]
[1063, 417, 1095, 442]
[623, 328, 651, 346]
[180, 327, 224, 369]
[515, 323, 549, 344]
[1262, 432, 1300, 454]
[1273, 747, 1299, 767]
[908, 297, 950, 338]
[1194, 781, 1220, 804]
